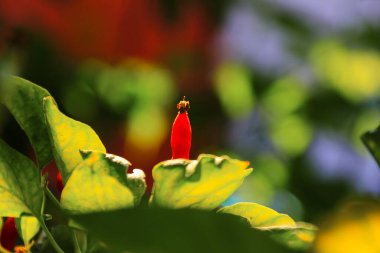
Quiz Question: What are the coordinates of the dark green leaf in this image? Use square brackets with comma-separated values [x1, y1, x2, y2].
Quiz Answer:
[0, 75, 52, 168]
[72, 207, 296, 253]
[0, 139, 43, 217]
[362, 125, 380, 167]
[150, 154, 252, 209]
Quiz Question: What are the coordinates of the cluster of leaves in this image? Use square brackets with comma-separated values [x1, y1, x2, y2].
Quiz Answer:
[0, 76, 317, 253]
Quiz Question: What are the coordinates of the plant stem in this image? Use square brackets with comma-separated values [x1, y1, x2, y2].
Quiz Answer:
[81, 232, 88, 253]
[38, 217, 65, 253]
[44, 187, 62, 210]
[41, 186, 46, 215]
[72, 231, 82, 253]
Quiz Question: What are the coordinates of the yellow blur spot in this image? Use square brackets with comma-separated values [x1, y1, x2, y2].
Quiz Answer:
[315, 202, 380, 253]
[126, 105, 168, 152]
[297, 230, 314, 243]
[214, 62, 255, 119]
[311, 40, 380, 102]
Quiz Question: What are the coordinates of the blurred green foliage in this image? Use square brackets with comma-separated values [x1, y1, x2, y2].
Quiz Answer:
[1, 0, 380, 252]
[214, 63, 255, 119]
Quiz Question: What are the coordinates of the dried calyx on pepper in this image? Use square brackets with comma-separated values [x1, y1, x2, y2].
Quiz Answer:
[171, 96, 192, 159]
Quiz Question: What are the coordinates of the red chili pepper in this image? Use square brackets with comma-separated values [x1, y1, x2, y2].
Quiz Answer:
[56, 171, 64, 194]
[1, 217, 18, 251]
[171, 96, 192, 159]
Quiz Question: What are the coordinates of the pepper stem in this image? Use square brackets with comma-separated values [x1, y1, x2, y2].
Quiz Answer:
[38, 217, 65, 253]
[177, 96, 190, 113]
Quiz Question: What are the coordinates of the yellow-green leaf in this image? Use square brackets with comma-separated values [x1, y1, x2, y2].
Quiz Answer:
[16, 215, 40, 246]
[0, 75, 52, 168]
[218, 202, 317, 250]
[0, 139, 43, 217]
[150, 154, 253, 209]
[43, 96, 106, 182]
[81, 150, 146, 205]
[219, 202, 296, 229]
[126, 169, 146, 205]
[61, 151, 135, 214]
[273, 222, 317, 250]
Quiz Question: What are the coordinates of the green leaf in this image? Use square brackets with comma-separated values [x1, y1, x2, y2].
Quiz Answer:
[81, 150, 146, 205]
[150, 154, 253, 209]
[71, 207, 296, 253]
[16, 215, 40, 245]
[219, 202, 317, 250]
[61, 151, 135, 214]
[218, 202, 296, 229]
[126, 168, 147, 205]
[0, 139, 43, 217]
[362, 125, 380, 167]
[43, 96, 106, 182]
[0, 75, 52, 169]
[270, 222, 317, 250]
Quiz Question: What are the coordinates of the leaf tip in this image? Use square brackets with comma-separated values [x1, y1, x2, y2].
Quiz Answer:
[127, 168, 146, 180]
[185, 160, 198, 177]
[42, 96, 57, 113]
[42, 95, 55, 103]
[244, 167, 254, 177]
